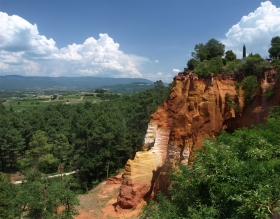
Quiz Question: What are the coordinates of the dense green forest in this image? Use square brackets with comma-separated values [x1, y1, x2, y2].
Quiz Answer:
[141, 107, 280, 219]
[0, 81, 169, 218]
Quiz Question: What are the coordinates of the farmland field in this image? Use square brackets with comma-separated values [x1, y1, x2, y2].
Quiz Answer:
[2, 93, 103, 111]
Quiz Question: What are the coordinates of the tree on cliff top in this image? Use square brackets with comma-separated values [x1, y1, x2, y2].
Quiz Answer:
[187, 58, 200, 70]
[191, 38, 225, 62]
[268, 36, 280, 59]
[194, 57, 223, 77]
[225, 50, 237, 61]
[243, 45, 246, 59]
[242, 54, 265, 77]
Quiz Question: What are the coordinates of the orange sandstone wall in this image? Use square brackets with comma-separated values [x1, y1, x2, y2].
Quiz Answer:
[117, 69, 280, 209]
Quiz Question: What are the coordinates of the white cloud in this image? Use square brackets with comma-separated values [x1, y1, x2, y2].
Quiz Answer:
[222, 1, 280, 58]
[0, 12, 148, 78]
[172, 68, 180, 73]
[23, 60, 41, 76]
[0, 62, 9, 70]
[49, 69, 66, 77]
[0, 51, 24, 64]
[78, 68, 100, 76]
[0, 12, 57, 56]
[154, 60, 159, 63]
[143, 72, 173, 83]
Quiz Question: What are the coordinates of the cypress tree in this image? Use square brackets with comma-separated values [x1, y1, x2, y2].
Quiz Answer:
[243, 45, 246, 58]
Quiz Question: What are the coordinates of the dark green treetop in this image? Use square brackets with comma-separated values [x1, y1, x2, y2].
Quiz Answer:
[243, 44, 246, 58]
[191, 38, 225, 62]
[268, 36, 280, 59]
[225, 50, 237, 61]
[187, 58, 200, 70]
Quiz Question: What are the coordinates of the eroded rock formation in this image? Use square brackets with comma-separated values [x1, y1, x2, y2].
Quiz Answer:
[117, 69, 280, 209]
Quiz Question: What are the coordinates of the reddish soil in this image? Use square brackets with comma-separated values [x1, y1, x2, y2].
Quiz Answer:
[9, 171, 25, 181]
[74, 173, 143, 219]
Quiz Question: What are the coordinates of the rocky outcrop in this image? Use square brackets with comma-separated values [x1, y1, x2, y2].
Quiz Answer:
[117, 121, 170, 208]
[117, 69, 280, 209]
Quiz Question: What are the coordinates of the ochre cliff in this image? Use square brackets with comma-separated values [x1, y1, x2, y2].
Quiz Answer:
[117, 68, 280, 209]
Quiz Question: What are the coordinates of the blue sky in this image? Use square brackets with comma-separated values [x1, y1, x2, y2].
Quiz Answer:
[0, 0, 280, 82]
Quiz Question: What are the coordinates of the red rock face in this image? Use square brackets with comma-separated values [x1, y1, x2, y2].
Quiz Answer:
[117, 69, 280, 209]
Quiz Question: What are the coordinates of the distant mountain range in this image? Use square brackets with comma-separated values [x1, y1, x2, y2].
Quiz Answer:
[0, 75, 154, 90]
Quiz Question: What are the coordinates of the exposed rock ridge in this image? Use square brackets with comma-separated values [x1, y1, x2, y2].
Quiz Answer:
[117, 68, 280, 209]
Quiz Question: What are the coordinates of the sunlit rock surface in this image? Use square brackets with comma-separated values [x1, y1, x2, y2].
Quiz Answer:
[117, 68, 280, 208]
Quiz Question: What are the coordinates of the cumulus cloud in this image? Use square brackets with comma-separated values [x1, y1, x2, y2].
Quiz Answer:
[23, 60, 41, 76]
[0, 12, 57, 56]
[154, 60, 159, 63]
[172, 68, 180, 73]
[222, 1, 280, 58]
[0, 12, 148, 77]
[143, 72, 173, 83]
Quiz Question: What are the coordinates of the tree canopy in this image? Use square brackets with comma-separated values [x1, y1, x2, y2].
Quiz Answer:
[187, 58, 200, 70]
[241, 75, 258, 104]
[191, 38, 225, 62]
[225, 50, 237, 61]
[242, 54, 265, 77]
[194, 57, 224, 76]
[268, 36, 280, 59]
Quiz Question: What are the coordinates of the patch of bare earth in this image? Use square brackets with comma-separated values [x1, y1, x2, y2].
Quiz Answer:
[9, 171, 25, 181]
[74, 173, 143, 219]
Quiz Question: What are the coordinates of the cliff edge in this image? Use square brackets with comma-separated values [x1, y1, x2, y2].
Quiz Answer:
[117, 69, 280, 209]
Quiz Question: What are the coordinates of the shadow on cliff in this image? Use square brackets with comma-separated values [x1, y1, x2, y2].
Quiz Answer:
[143, 167, 161, 203]
[143, 163, 172, 204]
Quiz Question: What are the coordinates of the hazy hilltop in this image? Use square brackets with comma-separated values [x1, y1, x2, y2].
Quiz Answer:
[0, 75, 153, 90]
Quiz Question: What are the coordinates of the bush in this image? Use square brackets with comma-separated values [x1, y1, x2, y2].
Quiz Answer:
[194, 57, 223, 77]
[194, 60, 210, 77]
[224, 59, 243, 75]
[225, 93, 240, 112]
[271, 58, 280, 65]
[242, 55, 265, 77]
[241, 76, 258, 104]
[225, 50, 237, 61]
[38, 154, 59, 174]
[187, 58, 200, 70]
[262, 85, 276, 101]
[208, 57, 223, 74]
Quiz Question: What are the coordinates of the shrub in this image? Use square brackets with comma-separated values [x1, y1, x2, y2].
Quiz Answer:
[242, 55, 265, 77]
[187, 58, 200, 70]
[241, 76, 258, 104]
[225, 93, 240, 112]
[194, 57, 223, 77]
[194, 60, 210, 77]
[262, 85, 275, 101]
[224, 59, 244, 75]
